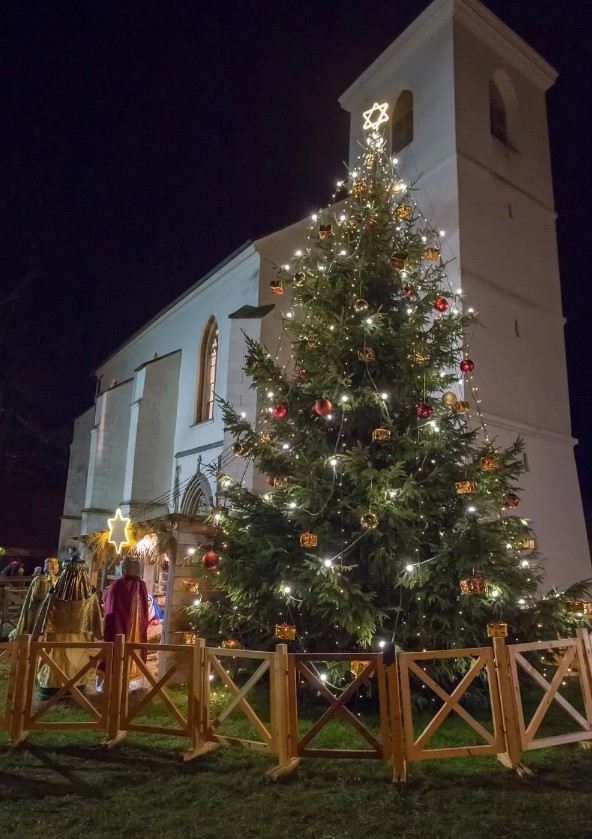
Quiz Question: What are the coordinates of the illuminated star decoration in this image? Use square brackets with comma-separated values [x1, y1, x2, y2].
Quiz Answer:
[107, 508, 132, 554]
[362, 101, 390, 131]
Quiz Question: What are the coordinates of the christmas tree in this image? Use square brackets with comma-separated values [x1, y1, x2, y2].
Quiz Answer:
[188, 103, 588, 654]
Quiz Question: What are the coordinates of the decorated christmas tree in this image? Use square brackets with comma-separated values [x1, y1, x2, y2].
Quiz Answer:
[188, 103, 588, 653]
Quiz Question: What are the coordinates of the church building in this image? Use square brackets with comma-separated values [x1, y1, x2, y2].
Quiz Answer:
[59, 0, 591, 640]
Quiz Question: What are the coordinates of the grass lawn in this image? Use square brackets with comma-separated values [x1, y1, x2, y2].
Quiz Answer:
[1, 663, 592, 838]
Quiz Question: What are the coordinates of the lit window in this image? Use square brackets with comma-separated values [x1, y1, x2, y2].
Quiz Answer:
[489, 81, 507, 144]
[392, 91, 413, 154]
[196, 317, 219, 423]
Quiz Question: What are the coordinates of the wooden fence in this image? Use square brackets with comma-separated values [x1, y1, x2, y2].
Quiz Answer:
[2, 629, 592, 781]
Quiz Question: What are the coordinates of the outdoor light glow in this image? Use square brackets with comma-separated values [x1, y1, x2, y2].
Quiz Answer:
[323, 558, 333, 568]
[283, 585, 292, 594]
[188, 547, 196, 555]
[405, 563, 415, 572]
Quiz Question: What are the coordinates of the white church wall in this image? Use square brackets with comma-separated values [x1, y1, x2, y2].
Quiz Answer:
[58, 406, 94, 550]
[82, 379, 133, 535]
[122, 351, 182, 516]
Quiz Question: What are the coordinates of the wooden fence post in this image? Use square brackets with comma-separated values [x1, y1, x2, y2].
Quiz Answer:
[182, 637, 211, 761]
[266, 643, 299, 780]
[492, 635, 531, 776]
[106, 634, 126, 747]
[575, 628, 592, 750]
[386, 654, 407, 783]
[184, 637, 219, 760]
[10, 634, 31, 745]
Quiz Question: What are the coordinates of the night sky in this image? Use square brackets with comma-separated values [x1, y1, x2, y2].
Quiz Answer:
[1, 0, 591, 548]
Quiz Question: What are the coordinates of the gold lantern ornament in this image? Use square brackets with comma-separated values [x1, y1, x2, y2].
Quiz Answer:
[221, 639, 241, 649]
[275, 623, 297, 641]
[259, 432, 272, 443]
[408, 348, 429, 364]
[423, 246, 441, 262]
[567, 600, 592, 617]
[460, 576, 486, 596]
[455, 400, 470, 413]
[183, 632, 197, 645]
[270, 280, 284, 295]
[318, 224, 333, 239]
[487, 621, 508, 638]
[360, 511, 379, 530]
[358, 347, 376, 363]
[300, 531, 318, 548]
[350, 660, 371, 678]
[351, 181, 367, 197]
[396, 203, 413, 220]
[233, 441, 248, 457]
[372, 427, 391, 443]
[481, 455, 496, 472]
[363, 152, 375, 168]
[293, 271, 306, 287]
[182, 578, 199, 594]
[390, 251, 409, 271]
[517, 537, 536, 552]
[455, 480, 477, 495]
[441, 391, 458, 407]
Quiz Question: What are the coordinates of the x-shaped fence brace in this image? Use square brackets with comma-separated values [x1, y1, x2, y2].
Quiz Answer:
[207, 653, 272, 748]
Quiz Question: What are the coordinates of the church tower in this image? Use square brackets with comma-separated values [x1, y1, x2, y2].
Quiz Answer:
[339, 0, 590, 589]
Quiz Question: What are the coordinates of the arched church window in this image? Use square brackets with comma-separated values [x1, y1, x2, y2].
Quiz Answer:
[392, 90, 414, 154]
[195, 317, 219, 423]
[489, 80, 508, 144]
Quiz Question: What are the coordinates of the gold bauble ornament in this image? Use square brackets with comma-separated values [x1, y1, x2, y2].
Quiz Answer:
[441, 391, 458, 407]
[353, 298, 369, 313]
[360, 511, 379, 529]
[233, 441, 248, 457]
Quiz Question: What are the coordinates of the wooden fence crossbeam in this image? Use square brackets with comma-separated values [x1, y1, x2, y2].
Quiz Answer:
[407, 656, 495, 750]
[515, 647, 590, 741]
[28, 648, 102, 724]
[296, 661, 381, 752]
[208, 654, 271, 744]
[124, 650, 188, 730]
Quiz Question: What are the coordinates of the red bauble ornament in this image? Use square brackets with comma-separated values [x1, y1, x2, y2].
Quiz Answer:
[202, 550, 219, 570]
[298, 369, 307, 379]
[266, 476, 275, 486]
[402, 284, 415, 297]
[460, 358, 475, 374]
[434, 297, 449, 313]
[273, 403, 288, 419]
[416, 402, 433, 419]
[505, 493, 520, 510]
[314, 398, 332, 416]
